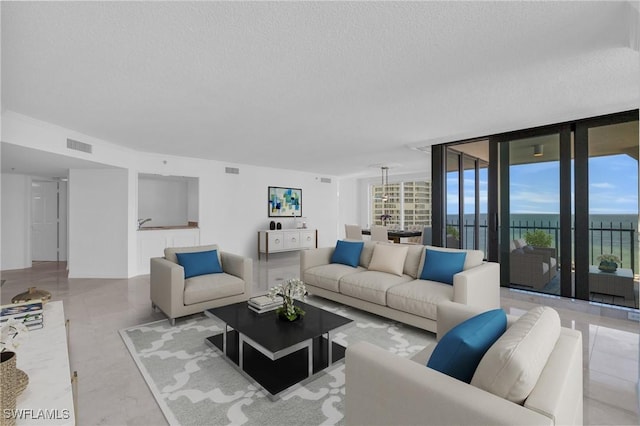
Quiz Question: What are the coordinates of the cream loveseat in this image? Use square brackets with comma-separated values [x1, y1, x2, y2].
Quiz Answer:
[300, 240, 499, 333]
[150, 244, 252, 324]
[346, 302, 583, 426]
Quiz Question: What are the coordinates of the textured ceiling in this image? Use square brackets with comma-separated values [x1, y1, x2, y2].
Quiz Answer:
[2, 1, 639, 177]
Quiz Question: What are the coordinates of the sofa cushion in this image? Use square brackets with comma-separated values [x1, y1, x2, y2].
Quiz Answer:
[514, 238, 528, 249]
[176, 249, 223, 279]
[359, 241, 377, 269]
[420, 248, 466, 285]
[368, 244, 409, 277]
[183, 272, 244, 306]
[165, 244, 220, 265]
[471, 306, 561, 404]
[387, 279, 453, 320]
[304, 264, 364, 292]
[340, 271, 413, 305]
[331, 240, 364, 267]
[427, 309, 507, 383]
[403, 244, 425, 278]
[417, 246, 484, 278]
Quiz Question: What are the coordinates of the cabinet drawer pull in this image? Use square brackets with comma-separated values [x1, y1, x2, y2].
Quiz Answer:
[275, 239, 280, 243]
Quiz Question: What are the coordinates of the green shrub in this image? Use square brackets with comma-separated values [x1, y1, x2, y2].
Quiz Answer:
[524, 229, 552, 248]
[446, 225, 459, 239]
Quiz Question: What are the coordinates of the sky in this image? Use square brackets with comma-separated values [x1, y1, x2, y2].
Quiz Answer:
[447, 154, 638, 215]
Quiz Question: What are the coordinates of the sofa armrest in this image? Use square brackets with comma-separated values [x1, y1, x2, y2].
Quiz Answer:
[300, 247, 334, 276]
[345, 341, 552, 426]
[452, 262, 500, 309]
[531, 247, 556, 258]
[220, 251, 253, 286]
[436, 301, 519, 340]
[150, 257, 185, 316]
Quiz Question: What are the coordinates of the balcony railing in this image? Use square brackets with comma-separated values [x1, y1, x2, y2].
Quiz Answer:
[448, 219, 637, 273]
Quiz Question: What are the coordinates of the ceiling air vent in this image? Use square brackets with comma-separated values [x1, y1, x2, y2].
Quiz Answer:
[67, 138, 92, 154]
[225, 167, 240, 175]
[320, 177, 332, 184]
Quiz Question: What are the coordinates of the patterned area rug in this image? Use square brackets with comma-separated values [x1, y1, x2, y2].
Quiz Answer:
[120, 296, 436, 425]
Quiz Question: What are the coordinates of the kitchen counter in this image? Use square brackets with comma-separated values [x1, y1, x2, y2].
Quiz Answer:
[138, 225, 199, 231]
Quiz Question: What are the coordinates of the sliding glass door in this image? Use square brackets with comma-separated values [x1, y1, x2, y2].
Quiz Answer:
[496, 132, 563, 296]
[433, 111, 638, 309]
[576, 117, 639, 308]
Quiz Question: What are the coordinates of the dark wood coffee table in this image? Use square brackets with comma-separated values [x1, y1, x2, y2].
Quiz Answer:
[204, 300, 353, 398]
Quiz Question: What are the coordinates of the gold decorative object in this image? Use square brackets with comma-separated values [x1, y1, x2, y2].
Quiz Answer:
[11, 287, 51, 304]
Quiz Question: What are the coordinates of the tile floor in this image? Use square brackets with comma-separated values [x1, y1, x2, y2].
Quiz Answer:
[1, 255, 639, 425]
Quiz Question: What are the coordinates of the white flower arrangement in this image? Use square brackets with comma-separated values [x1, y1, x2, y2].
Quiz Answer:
[0, 317, 30, 353]
[597, 253, 620, 264]
[268, 278, 307, 321]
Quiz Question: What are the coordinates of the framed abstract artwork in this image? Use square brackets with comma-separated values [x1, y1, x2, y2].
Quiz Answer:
[268, 186, 302, 217]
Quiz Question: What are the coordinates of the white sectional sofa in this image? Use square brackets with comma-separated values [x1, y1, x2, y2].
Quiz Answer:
[345, 302, 583, 425]
[300, 241, 500, 333]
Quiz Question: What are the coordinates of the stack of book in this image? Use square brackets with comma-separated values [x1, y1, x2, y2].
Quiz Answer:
[248, 295, 281, 314]
[0, 300, 44, 330]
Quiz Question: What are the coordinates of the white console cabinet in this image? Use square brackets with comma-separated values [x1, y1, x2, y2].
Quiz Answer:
[258, 229, 318, 260]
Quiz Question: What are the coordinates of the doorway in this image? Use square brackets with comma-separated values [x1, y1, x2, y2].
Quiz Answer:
[31, 179, 67, 262]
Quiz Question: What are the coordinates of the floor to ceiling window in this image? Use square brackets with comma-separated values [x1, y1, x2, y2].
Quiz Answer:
[444, 142, 489, 252]
[579, 119, 639, 309]
[371, 180, 431, 229]
[498, 132, 562, 297]
[433, 110, 639, 310]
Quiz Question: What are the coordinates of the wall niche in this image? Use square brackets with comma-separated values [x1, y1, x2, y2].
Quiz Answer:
[138, 173, 199, 228]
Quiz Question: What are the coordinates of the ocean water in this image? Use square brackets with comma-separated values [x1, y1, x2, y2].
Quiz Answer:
[446, 213, 639, 269]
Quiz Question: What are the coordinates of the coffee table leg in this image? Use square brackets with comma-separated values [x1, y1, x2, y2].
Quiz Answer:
[326, 331, 333, 365]
[239, 334, 245, 370]
[308, 340, 313, 377]
[223, 324, 228, 355]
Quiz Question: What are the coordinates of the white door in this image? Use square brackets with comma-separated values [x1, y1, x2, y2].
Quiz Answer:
[32, 181, 59, 261]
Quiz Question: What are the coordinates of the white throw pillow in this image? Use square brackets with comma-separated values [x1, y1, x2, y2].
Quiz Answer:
[368, 243, 409, 277]
[470, 306, 561, 404]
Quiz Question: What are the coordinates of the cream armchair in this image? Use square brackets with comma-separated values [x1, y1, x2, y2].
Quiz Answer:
[346, 302, 583, 426]
[150, 244, 252, 324]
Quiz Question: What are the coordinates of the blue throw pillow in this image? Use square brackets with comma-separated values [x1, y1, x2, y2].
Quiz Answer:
[330, 240, 364, 267]
[420, 248, 466, 284]
[427, 309, 507, 383]
[176, 250, 223, 279]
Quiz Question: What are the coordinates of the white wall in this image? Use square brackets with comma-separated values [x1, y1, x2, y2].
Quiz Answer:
[1, 174, 31, 270]
[68, 168, 129, 278]
[1, 112, 341, 278]
[187, 178, 199, 223]
[337, 177, 360, 239]
[138, 176, 189, 226]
